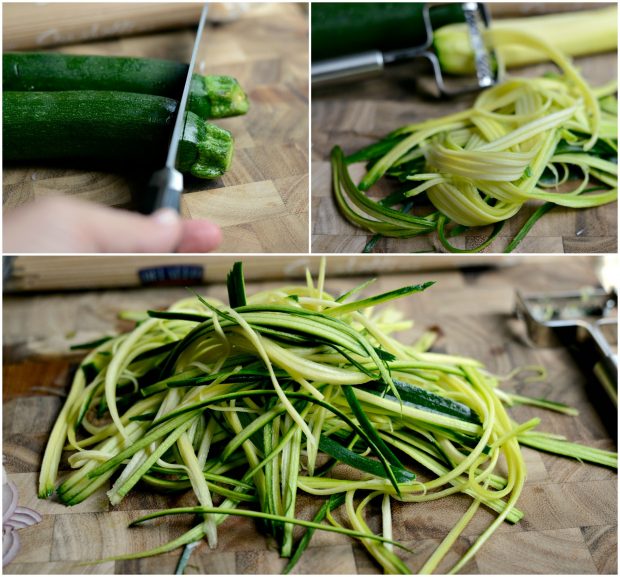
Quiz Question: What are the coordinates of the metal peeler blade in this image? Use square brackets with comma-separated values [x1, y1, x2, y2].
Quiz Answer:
[515, 288, 618, 408]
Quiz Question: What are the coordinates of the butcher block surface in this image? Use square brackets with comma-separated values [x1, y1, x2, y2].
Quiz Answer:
[311, 4, 618, 254]
[2, 3, 309, 253]
[2, 256, 617, 574]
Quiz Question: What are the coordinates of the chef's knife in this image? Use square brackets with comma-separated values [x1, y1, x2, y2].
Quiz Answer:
[147, 3, 209, 213]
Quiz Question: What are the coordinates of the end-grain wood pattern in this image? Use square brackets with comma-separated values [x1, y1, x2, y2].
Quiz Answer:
[2, 2, 205, 50]
[311, 6, 617, 254]
[2, 3, 309, 253]
[2, 256, 617, 574]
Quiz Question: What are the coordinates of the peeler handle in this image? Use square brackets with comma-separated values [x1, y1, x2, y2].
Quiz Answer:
[312, 51, 384, 86]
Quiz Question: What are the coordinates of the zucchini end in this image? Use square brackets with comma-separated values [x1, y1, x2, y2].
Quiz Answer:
[178, 113, 234, 180]
[190, 74, 249, 119]
[192, 123, 234, 179]
[433, 24, 476, 75]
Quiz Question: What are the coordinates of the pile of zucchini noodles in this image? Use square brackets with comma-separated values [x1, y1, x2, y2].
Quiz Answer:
[39, 262, 617, 573]
[332, 30, 618, 252]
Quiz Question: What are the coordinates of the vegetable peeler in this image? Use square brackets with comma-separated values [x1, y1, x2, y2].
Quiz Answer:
[515, 287, 618, 409]
[311, 2, 499, 96]
[146, 3, 209, 213]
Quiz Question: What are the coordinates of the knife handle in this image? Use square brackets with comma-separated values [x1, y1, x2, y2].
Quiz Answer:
[146, 167, 183, 214]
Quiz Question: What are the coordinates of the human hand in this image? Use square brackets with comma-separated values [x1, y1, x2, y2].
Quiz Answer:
[3, 197, 222, 253]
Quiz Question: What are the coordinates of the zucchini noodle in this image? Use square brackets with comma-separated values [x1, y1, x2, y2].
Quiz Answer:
[38, 262, 617, 573]
[332, 29, 617, 252]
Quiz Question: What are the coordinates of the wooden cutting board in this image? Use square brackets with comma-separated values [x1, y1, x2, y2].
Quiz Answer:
[2, 3, 309, 253]
[311, 5, 618, 254]
[3, 256, 617, 574]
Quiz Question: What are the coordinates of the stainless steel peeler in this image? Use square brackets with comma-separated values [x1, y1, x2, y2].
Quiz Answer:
[516, 288, 618, 407]
[311, 2, 499, 96]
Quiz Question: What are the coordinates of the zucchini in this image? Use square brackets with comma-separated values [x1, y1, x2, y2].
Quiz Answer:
[177, 113, 233, 180]
[311, 2, 465, 61]
[3, 52, 249, 120]
[2, 90, 233, 180]
[434, 6, 618, 75]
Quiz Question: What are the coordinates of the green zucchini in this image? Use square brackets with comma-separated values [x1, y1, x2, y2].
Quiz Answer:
[364, 379, 481, 424]
[177, 113, 233, 180]
[3, 90, 233, 180]
[311, 2, 465, 61]
[3, 52, 249, 120]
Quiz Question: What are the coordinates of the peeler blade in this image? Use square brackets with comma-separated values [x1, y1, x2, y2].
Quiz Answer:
[515, 288, 618, 409]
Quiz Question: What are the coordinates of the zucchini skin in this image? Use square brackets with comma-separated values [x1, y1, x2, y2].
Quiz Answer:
[311, 3, 465, 61]
[4, 91, 175, 164]
[3, 91, 233, 179]
[3, 52, 249, 119]
[4, 52, 186, 95]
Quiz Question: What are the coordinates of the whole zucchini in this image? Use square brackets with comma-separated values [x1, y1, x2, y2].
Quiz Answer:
[3, 52, 249, 120]
[3, 90, 233, 179]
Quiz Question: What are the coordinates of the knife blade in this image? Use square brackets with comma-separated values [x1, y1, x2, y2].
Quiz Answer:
[147, 3, 209, 213]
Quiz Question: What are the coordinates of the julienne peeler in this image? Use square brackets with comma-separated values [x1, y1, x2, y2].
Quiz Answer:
[515, 279, 618, 421]
[311, 2, 499, 96]
[146, 3, 209, 214]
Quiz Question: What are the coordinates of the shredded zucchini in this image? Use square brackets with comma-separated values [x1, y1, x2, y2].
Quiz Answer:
[39, 262, 617, 573]
[333, 28, 617, 252]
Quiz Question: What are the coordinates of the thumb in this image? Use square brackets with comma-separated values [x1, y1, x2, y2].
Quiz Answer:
[4, 198, 184, 253]
[4, 198, 222, 253]
[80, 205, 222, 253]
[78, 207, 186, 253]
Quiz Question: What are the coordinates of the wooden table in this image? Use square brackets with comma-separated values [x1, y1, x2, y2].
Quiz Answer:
[311, 6, 618, 254]
[3, 255, 616, 574]
[3, 3, 309, 253]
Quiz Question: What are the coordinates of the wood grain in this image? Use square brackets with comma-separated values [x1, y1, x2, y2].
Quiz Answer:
[2, 3, 309, 253]
[2, 3, 204, 50]
[5, 254, 523, 292]
[3, 255, 616, 574]
[311, 6, 617, 254]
